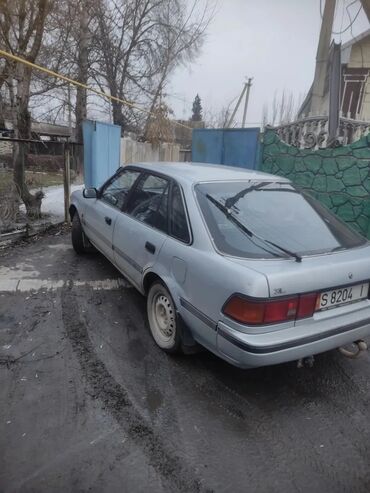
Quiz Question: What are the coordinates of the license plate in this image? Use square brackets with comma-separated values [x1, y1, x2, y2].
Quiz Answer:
[318, 283, 369, 310]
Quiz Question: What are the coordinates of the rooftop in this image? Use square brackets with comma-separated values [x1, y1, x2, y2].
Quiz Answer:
[124, 161, 287, 184]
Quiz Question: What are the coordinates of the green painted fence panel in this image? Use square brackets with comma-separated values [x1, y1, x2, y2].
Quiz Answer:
[261, 130, 370, 238]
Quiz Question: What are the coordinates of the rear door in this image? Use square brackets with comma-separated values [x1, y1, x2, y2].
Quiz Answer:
[113, 173, 169, 287]
[83, 168, 140, 261]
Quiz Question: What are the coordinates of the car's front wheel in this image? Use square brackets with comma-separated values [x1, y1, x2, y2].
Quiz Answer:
[71, 212, 90, 254]
[147, 282, 182, 353]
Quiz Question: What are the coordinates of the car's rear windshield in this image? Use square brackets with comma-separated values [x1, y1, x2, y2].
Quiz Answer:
[195, 181, 366, 259]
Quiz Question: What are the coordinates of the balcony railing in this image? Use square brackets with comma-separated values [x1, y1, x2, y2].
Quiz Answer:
[269, 116, 370, 150]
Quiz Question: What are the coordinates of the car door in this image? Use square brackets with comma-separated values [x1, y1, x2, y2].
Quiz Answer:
[82, 168, 140, 261]
[113, 172, 169, 287]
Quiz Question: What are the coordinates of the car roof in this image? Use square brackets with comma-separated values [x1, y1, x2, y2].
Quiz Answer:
[123, 162, 290, 185]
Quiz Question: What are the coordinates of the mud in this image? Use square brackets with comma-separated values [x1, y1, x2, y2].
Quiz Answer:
[1, 232, 370, 492]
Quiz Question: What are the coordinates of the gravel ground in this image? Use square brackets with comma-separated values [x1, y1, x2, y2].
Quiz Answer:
[1, 230, 370, 492]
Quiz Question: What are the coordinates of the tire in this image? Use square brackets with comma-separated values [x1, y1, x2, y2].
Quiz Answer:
[71, 212, 89, 254]
[147, 282, 182, 354]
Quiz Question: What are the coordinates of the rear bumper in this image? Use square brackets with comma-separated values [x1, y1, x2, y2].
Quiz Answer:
[216, 317, 370, 369]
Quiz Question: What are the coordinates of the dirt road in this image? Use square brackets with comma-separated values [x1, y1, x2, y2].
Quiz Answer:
[1, 231, 370, 492]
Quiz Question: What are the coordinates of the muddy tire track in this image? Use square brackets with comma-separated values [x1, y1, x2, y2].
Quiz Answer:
[61, 281, 211, 493]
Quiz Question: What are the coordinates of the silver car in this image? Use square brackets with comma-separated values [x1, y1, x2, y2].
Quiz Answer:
[70, 162, 370, 368]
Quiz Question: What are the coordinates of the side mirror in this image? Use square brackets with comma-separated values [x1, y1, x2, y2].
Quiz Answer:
[83, 187, 98, 199]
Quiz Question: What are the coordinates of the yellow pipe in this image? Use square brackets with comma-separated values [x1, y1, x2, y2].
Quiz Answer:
[0, 49, 192, 130]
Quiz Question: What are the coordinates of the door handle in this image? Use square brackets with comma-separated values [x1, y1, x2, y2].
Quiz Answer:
[105, 216, 112, 225]
[145, 241, 156, 254]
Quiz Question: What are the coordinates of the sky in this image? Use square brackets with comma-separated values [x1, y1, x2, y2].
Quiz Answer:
[167, 0, 370, 126]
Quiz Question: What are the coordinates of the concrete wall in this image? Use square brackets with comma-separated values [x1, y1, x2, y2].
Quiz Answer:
[261, 129, 370, 238]
[120, 137, 180, 165]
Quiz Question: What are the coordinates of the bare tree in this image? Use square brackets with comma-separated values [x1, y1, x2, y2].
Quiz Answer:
[89, 0, 212, 135]
[204, 91, 242, 129]
[28, 0, 90, 133]
[261, 103, 268, 128]
[0, 0, 213, 220]
[0, 0, 52, 217]
[90, 0, 162, 130]
[263, 90, 300, 127]
[205, 105, 232, 129]
[143, 0, 212, 138]
[271, 91, 279, 126]
[145, 101, 174, 145]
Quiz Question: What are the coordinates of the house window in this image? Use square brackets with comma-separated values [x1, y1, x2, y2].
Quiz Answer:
[341, 67, 369, 119]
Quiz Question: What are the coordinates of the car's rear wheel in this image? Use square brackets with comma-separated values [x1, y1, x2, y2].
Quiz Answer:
[147, 282, 182, 353]
[71, 212, 89, 254]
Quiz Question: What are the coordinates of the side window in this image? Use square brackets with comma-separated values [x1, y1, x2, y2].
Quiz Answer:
[126, 174, 169, 233]
[170, 183, 190, 243]
[101, 169, 140, 209]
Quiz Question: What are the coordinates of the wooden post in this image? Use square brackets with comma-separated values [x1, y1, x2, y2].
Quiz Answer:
[64, 142, 71, 224]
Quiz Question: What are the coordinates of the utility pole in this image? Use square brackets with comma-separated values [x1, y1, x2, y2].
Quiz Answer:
[242, 78, 253, 128]
[360, 0, 370, 22]
[226, 78, 253, 128]
[226, 83, 247, 128]
[311, 0, 336, 116]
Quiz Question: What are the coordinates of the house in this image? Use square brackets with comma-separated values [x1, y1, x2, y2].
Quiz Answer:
[299, 29, 370, 121]
[0, 104, 73, 168]
[340, 29, 370, 120]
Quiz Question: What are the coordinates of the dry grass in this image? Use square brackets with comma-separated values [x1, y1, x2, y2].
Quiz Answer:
[0, 170, 64, 194]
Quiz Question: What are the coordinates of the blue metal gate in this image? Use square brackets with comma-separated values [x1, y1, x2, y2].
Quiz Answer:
[192, 128, 260, 170]
[83, 120, 121, 188]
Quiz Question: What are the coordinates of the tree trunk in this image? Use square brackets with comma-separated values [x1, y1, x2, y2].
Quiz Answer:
[12, 65, 44, 218]
[75, 3, 89, 176]
[111, 100, 126, 130]
[75, 5, 89, 142]
[0, 93, 5, 129]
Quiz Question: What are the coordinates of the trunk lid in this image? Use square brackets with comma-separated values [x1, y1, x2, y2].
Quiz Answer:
[228, 245, 370, 298]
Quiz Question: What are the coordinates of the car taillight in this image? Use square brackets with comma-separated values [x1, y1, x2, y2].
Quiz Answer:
[223, 292, 317, 325]
[264, 298, 298, 323]
[297, 293, 317, 319]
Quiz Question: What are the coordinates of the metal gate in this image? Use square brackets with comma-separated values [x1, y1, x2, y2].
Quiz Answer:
[83, 120, 121, 188]
[191, 128, 261, 169]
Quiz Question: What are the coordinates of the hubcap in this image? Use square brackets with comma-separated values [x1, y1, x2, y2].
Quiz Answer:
[154, 294, 175, 338]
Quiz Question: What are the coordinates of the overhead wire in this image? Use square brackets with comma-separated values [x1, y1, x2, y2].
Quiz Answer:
[333, 3, 362, 35]
[0, 49, 193, 131]
[319, 0, 362, 35]
[339, 0, 346, 41]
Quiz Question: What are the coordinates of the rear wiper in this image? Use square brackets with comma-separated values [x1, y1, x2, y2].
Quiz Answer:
[224, 182, 269, 209]
[206, 194, 302, 262]
[224, 183, 300, 209]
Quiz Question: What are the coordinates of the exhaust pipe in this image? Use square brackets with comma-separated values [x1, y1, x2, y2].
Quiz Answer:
[338, 339, 368, 359]
[297, 355, 315, 368]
